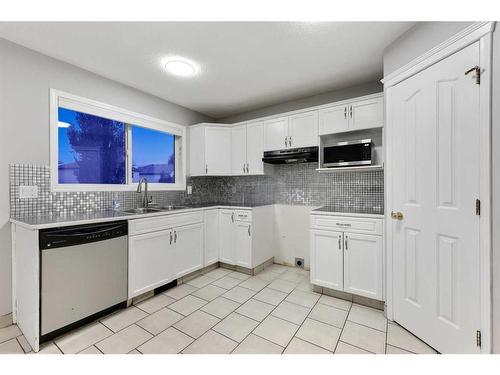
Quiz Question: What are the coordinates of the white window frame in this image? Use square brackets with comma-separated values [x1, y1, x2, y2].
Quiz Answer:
[50, 89, 187, 192]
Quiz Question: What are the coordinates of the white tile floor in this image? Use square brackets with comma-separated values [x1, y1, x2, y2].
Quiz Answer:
[0, 264, 438, 354]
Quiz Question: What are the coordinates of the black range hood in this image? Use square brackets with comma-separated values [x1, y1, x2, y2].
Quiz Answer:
[262, 146, 318, 164]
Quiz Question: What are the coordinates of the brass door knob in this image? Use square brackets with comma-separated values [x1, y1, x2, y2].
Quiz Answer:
[391, 211, 404, 220]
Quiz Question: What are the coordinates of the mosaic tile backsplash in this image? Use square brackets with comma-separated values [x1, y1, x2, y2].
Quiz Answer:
[9, 163, 384, 218]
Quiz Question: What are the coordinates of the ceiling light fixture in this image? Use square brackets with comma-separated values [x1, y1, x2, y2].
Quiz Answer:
[163, 56, 199, 77]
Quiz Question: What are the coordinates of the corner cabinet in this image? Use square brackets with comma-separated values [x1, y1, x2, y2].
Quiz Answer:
[310, 213, 384, 301]
[319, 95, 383, 135]
[189, 123, 231, 176]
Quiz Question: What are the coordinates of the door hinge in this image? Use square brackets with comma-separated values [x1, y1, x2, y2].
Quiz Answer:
[465, 66, 481, 85]
[476, 330, 482, 348]
[476, 199, 481, 216]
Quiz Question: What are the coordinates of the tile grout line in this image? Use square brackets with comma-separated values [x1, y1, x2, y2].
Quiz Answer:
[332, 296, 353, 353]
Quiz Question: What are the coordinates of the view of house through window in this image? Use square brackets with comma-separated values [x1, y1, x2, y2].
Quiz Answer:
[57, 107, 176, 185]
[132, 126, 175, 183]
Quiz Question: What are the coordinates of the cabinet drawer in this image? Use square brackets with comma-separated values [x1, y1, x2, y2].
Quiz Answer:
[310, 214, 383, 235]
[129, 211, 203, 236]
[235, 210, 252, 222]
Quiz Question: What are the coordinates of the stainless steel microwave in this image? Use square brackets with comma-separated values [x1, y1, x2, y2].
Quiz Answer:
[323, 139, 373, 167]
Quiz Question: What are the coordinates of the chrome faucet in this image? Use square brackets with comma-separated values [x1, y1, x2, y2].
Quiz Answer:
[136, 178, 152, 208]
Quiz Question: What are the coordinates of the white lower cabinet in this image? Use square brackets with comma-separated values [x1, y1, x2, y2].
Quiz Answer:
[235, 221, 252, 268]
[173, 223, 204, 279]
[310, 229, 344, 291]
[128, 229, 175, 298]
[128, 213, 204, 298]
[343, 232, 383, 299]
[204, 209, 219, 266]
[219, 210, 236, 264]
[310, 214, 384, 301]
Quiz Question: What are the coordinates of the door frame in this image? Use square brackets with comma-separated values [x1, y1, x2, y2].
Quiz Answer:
[382, 21, 495, 353]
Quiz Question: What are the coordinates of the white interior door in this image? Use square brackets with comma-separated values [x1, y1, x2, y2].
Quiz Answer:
[231, 125, 247, 175]
[390, 42, 481, 353]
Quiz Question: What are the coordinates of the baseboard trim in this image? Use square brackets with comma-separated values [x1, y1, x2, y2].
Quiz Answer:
[0, 313, 13, 329]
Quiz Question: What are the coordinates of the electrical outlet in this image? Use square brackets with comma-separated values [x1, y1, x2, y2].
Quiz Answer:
[295, 257, 304, 269]
[187, 185, 192, 195]
[19, 185, 38, 199]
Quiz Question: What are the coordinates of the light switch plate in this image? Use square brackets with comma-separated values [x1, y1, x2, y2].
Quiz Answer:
[187, 185, 192, 195]
[19, 185, 39, 199]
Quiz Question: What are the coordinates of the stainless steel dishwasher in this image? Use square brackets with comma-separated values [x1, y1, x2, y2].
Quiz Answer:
[39, 221, 128, 341]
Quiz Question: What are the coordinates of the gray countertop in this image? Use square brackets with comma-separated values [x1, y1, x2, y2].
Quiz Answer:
[10, 202, 273, 230]
[11, 202, 384, 230]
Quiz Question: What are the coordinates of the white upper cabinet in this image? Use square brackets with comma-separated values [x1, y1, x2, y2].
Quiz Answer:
[230, 121, 264, 175]
[288, 111, 318, 148]
[319, 95, 383, 135]
[190, 124, 231, 176]
[231, 124, 247, 175]
[264, 117, 289, 151]
[319, 104, 349, 135]
[349, 97, 384, 131]
[246, 121, 264, 175]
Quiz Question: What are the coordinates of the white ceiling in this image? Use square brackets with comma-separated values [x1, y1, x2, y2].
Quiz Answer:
[0, 22, 414, 119]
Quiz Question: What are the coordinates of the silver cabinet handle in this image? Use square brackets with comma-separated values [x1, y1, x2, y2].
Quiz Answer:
[345, 235, 348, 250]
[285, 136, 288, 147]
[243, 164, 245, 173]
[169, 231, 173, 245]
[349, 106, 353, 119]
[174, 230, 177, 243]
[246, 163, 249, 173]
[205, 164, 208, 174]
[338, 235, 342, 250]
[344, 107, 347, 119]
[248, 225, 251, 236]
[231, 212, 234, 223]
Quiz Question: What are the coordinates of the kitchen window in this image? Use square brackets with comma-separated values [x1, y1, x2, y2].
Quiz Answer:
[50, 89, 186, 191]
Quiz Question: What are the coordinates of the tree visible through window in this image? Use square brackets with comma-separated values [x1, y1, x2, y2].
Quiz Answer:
[57, 107, 176, 185]
[58, 107, 126, 184]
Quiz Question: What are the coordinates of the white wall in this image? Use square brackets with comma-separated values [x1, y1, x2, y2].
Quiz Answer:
[383, 21, 500, 353]
[273, 205, 314, 269]
[0, 38, 212, 317]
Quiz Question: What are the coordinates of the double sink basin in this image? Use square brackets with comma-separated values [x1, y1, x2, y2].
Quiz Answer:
[121, 205, 188, 215]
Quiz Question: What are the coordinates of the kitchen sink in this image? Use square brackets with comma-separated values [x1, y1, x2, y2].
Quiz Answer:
[121, 207, 163, 214]
[158, 205, 188, 211]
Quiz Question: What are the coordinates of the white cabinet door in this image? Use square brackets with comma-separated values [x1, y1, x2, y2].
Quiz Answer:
[204, 210, 219, 266]
[128, 230, 174, 298]
[318, 104, 349, 135]
[343, 232, 383, 300]
[246, 121, 264, 175]
[235, 221, 252, 268]
[264, 117, 289, 151]
[348, 97, 383, 131]
[310, 229, 344, 290]
[219, 210, 236, 265]
[231, 125, 247, 175]
[288, 111, 318, 148]
[205, 127, 231, 175]
[173, 223, 204, 279]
